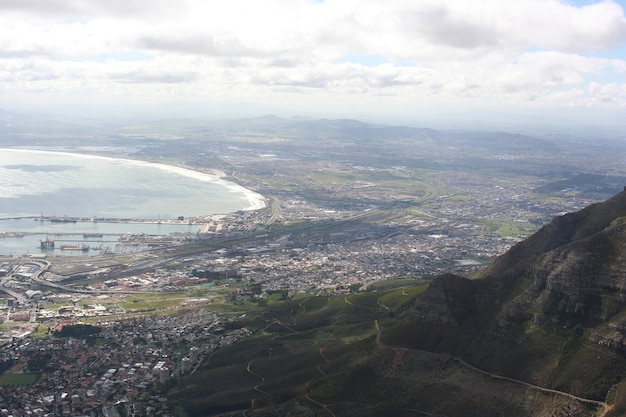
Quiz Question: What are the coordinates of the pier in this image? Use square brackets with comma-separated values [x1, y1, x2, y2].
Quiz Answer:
[0, 215, 191, 224]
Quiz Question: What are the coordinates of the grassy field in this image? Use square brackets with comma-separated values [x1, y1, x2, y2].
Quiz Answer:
[479, 219, 538, 238]
[308, 170, 439, 199]
[117, 293, 189, 311]
[0, 373, 38, 386]
[28, 324, 48, 338]
[366, 277, 424, 290]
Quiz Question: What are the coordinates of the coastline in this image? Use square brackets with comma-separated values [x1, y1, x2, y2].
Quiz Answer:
[147, 162, 266, 211]
[0, 148, 267, 215]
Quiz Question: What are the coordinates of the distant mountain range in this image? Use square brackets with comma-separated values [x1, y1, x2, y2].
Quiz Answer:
[1, 108, 621, 141]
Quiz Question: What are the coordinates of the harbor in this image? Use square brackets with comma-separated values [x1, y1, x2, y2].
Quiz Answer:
[0, 217, 201, 256]
[0, 149, 266, 257]
[1, 214, 197, 224]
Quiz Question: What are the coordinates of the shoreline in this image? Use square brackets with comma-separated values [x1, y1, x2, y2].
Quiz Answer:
[0, 148, 267, 216]
[0, 219, 202, 256]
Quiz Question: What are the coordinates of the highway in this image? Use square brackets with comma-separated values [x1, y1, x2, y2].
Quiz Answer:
[0, 276, 26, 303]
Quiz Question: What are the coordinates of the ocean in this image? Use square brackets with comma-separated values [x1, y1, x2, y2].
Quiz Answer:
[0, 149, 265, 255]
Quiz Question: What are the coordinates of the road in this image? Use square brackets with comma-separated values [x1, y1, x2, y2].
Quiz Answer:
[0, 276, 26, 303]
[27, 260, 161, 296]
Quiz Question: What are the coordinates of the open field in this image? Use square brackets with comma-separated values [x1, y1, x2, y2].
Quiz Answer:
[0, 373, 38, 386]
[479, 219, 539, 238]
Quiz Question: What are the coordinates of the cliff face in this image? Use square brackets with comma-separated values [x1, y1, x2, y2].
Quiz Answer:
[413, 273, 504, 328]
[415, 188, 626, 336]
[484, 187, 626, 279]
[411, 188, 626, 398]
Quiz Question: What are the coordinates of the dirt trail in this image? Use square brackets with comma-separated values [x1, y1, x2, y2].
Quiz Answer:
[319, 347, 331, 363]
[375, 327, 611, 416]
[246, 360, 270, 395]
[344, 296, 377, 310]
[305, 383, 337, 417]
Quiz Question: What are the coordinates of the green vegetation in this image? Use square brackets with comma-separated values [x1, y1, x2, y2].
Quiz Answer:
[0, 322, 24, 331]
[169, 287, 416, 415]
[169, 279, 608, 417]
[309, 172, 359, 184]
[168, 184, 626, 414]
[606, 381, 626, 416]
[307, 170, 438, 200]
[406, 207, 436, 218]
[446, 194, 472, 201]
[119, 293, 187, 311]
[28, 325, 48, 339]
[55, 323, 101, 338]
[0, 373, 38, 386]
[535, 195, 565, 204]
[366, 277, 423, 289]
[479, 219, 538, 238]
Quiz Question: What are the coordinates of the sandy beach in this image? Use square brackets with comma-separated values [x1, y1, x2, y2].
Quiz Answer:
[0, 148, 266, 217]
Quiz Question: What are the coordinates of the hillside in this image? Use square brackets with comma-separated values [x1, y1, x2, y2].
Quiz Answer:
[168, 188, 626, 417]
[406, 187, 626, 411]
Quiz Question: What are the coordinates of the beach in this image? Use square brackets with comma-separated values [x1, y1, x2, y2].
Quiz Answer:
[0, 149, 266, 219]
[0, 149, 267, 255]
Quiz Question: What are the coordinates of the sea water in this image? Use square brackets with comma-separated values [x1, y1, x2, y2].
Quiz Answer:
[0, 149, 265, 255]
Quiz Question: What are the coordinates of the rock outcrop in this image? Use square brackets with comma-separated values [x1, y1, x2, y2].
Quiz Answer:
[415, 188, 626, 340]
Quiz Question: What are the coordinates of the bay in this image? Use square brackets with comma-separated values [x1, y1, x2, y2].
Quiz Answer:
[0, 149, 265, 255]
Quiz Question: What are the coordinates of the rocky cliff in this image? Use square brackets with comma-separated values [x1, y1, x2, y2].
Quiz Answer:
[411, 187, 626, 400]
[415, 188, 626, 332]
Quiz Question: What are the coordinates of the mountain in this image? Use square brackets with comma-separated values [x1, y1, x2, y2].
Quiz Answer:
[165, 187, 626, 417]
[409, 187, 626, 411]
[168, 189, 626, 417]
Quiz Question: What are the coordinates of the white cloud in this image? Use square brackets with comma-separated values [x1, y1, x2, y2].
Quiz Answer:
[0, 0, 624, 120]
[588, 81, 626, 103]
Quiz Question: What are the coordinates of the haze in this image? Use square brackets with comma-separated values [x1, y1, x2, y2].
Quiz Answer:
[1, 0, 625, 128]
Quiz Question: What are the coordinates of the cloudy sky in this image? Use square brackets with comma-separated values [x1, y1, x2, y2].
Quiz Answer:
[1, 0, 625, 124]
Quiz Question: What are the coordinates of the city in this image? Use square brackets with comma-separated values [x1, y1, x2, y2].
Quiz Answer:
[1, 115, 625, 415]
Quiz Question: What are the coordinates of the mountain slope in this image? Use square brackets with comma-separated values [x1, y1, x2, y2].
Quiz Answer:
[169, 189, 626, 416]
[406, 187, 626, 403]
[169, 285, 608, 417]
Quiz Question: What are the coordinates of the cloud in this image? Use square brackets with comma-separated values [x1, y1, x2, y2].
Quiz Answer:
[501, 0, 626, 53]
[588, 81, 626, 104]
[108, 71, 198, 84]
[0, 0, 624, 119]
[0, 0, 191, 19]
[138, 35, 264, 58]
[402, 5, 502, 50]
[3, 0, 625, 61]
[358, 0, 626, 59]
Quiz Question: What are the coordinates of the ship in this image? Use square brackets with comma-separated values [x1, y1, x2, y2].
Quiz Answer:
[60, 244, 90, 251]
[40, 238, 55, 250]
[50, 217, 76, 223]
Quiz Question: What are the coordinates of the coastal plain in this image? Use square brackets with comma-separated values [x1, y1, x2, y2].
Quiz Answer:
[0, 115, 625, 416]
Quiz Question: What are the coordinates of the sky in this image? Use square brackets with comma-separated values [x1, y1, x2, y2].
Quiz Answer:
[1, 0, 626, 125]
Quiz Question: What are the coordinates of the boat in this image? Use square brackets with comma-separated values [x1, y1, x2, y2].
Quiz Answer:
[83, 233, 104, 238]
[51, 217, 76, 223]
[40, 238, 55, 250]
[60, 244, 90, 251]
